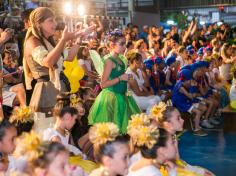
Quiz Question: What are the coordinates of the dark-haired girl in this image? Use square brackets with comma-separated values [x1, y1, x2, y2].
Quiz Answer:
[128, 127, 177, 176]
[151, 104, 214, 176]
[78, 46, 99, 81]
[88, 30, 140, 133]
[0, 119, 17, 173]
[89, 123, 130, 176]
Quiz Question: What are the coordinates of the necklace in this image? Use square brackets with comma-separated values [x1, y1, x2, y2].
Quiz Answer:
[55, 126, 69, 137]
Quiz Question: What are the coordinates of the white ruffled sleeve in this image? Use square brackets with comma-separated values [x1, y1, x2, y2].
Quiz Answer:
[31, 45, 49, 66]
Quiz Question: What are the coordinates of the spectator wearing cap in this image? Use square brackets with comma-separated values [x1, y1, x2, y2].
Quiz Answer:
[196, 47, 204, 61]
[192, 61, 221, 128]
[165, 55, 177, 90]
[204, 46, 213, 60]
[172, 69, 208, 136]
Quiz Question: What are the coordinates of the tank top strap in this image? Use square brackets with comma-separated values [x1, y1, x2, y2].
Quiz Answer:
[108, 57, 119, 67]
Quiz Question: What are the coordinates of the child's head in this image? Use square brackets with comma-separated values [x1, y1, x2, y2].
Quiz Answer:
[126, 41, 134, 51]
[205, 46, 212, 57]
[97, 46, 108, 57]
[152, 105, 184, 134]
[134, 39, 146, 51]
[58, 106, 78, 130]
[154, 57, 164, 70]
[165, 55, 176, 70]
[80, 87, 94, 100]
[140, 128, 176, 162]
[0, 119, 17, 154]
[54, 92, 85, 119]
[178, 69, 193, 87]
[108, 29, 126, 55]
[178, 46, 188, 60]
[2, 50, 13, 66]
[77, 46, 89, 59]
[53, 92, 71, 117]
[34, 142, 69, 176]
[126, 51, 142, 69]
[127, 115, 176, 163]
[89, 123, 130, 176]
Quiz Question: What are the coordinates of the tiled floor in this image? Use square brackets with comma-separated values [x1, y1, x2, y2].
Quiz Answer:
[179, 130, 236, 176]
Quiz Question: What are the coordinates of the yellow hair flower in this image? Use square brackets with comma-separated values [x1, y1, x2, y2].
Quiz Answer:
[70, 94, 81, 107]
[10, 106, 34, 124]
[128, 125, 159, 149]
[89, 122, 119, 146]
[127, 113, 150, 130]
[13, 131, 42, 162]
[150, 102, 167, 122]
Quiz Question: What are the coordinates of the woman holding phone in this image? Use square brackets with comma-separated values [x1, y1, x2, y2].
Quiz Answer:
[23, 7, 88, 114]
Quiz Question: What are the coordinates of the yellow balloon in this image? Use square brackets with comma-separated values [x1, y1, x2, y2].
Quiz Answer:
[230, 100, 236, 110]
[63, 57, 79, 77]
[63, 57, 84, 93]
[70, 80, 80, 93]
[71, 66, 84, 81]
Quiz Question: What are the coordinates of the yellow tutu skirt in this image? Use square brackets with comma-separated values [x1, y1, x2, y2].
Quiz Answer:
[176, 159, 215, 176]
[69, 156, 98, 174]
[160, 165, 201, 176]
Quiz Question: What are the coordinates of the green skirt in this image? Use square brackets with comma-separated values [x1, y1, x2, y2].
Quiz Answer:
[88, 89, 141, 133]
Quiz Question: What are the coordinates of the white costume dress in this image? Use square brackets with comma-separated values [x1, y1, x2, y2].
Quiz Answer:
[43, 128, 86, 158]
[128, 165, 163, 176]
[126, 68, 161, 113]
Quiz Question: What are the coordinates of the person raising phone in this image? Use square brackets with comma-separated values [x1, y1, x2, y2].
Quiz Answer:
[23, 7, 88, 115]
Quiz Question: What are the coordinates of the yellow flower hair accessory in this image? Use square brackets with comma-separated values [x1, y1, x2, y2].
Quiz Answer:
[10, 106, 34, 124]
[70, 93, 81, 107]
[127, 113, 151, 131]
[13, 131, 42, 162]
[127, 113, 159, 149]
[150, 102, 167, 122]
[128, 124, 159, 149]
[89, 122, 119, 146]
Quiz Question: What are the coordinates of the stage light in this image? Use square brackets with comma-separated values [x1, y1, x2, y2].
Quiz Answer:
[78, 4, 85, 16]
[217, 21, 223, 26]
[64, 2, 72, 15]
[167, 20, 175, 25]
[200, 21, 205, 25]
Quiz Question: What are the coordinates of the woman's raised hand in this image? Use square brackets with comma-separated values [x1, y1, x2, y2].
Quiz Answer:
[61, 25, 97, 42]
[61, 26, 77, 42]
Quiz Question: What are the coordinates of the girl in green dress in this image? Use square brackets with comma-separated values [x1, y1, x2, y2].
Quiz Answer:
[88, 30, 141, 133]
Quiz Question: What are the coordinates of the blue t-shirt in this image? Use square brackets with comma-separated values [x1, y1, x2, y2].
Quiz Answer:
[172, 80, 193, 112]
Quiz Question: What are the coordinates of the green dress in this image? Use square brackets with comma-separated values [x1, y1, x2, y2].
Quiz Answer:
[88, 56, 141, 133]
